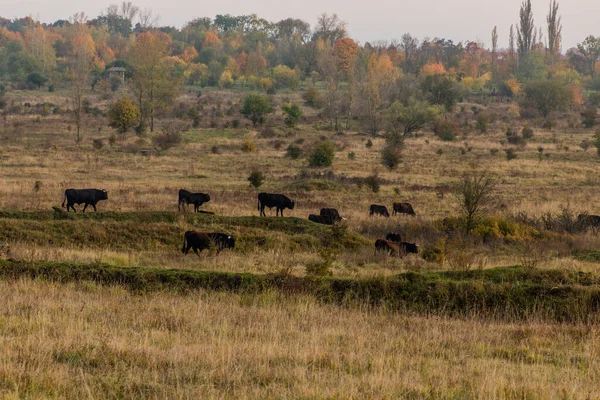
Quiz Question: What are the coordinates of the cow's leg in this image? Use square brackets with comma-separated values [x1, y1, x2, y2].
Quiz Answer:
[82, 203, 88, 213]
[280, 208, 284, 217]
[194, 204, 198, 213]
[92, 203, 97, 212]
[68, 203, 76, 213]
[193, 247, 200, 257]
[260, 205, 265, 217]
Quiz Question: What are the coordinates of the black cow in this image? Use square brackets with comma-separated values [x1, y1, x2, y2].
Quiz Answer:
[393, 202, 416, 216]
[181, 231, 212, 256]
[178, 189, 192, 211]
[369, 204, 390, 217]
[258, 193, 295, 217]
[187, 193, 211, 212]
[399, 242, 419, 254]
[309, 214, 331, 225]
[207, 232, 235, 253]
[62, 188, 108, 212]
[578, 214, 600, 231]
[375, 239, 401, 256]
[386, 232, 403, 243]
[320, 208, 343, 223]
[179, 189, 210, 212]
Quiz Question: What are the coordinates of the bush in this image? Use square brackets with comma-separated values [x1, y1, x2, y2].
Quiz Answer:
[92, 139, 104, 150]
[582, 107, 598, 129]
[152, 121, 188, 151]
[286, 144, 302, 159]
[504, 148, 517, 160]
[381, 144, 403, 170]
[281, 103, 303, 128]
[348, 152, 355, 160]
[363, 174, 381, 193]
[506, 127, 526, 146]
[241, 139, 256, 153]
[476, 113, 489, 133]
[247, 169, 265, 189]
[542, 119, 554, 130]
[521, 125, 534, 140]
[240, 93, 273, 126]
[308, 140, 335, 167]
[365, 139, 373, 148]
[302, 85, 324, 109]
[433, 119, 459, 141]
[108, 97, 140, 134]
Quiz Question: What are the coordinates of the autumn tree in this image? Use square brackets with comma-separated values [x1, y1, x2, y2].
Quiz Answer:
[108, 96, 140, 133]
[546, 0, 562, 64]
[455, 171, 497, 234]
[129, 31, 180, 132]
[385, 98, 439, 137]
[69, 32, 96, 144]
[522, 79, 573, 117]
[333, 38, 359, 75]
[517, 0, 535, 58]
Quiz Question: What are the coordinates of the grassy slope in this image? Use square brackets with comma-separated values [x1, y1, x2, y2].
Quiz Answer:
[1, 259, 598, 322]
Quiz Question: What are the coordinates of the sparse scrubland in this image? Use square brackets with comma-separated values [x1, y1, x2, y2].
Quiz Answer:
[2, 0, 600, 397]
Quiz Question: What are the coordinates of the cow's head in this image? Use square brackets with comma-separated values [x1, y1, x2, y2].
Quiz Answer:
[205, 194, 211, 202]
[227, 236, 235, 249]
[289, 200, 295, 210]
[101, 189, 108, 200]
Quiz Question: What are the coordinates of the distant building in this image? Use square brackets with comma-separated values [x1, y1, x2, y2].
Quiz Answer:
[108, 67, 126, 84]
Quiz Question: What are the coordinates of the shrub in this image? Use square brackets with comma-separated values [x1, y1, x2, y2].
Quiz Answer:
[308, 140, 335, 167]
[232, 119, 241, 129]
[542, 118, 554, 130]
[476, 113, 489, 133]
[286, 144, 302, 159]
[521, 125, 534, 140]
[381, 144, 403, 170]
[506, 127, 526, 146]
[152, 121, 188, 151]
[281, 103, 303, 128]
[504, 148, 517, 160]
[247, 169, 265, 189]
[241, 139, 256, 153]
[348, 152, 355, 160]
[240, 93, 273, 126]
[92, 139, 104, 150]
[582, 107, 598, 129]
[211, 145, 220, 154]
[363, 174, 381, 193]
[302, 85, 324, 109]
[433, 119, 459, 141]
[108, 97, 140, 134]
[365, 139, 373, 148]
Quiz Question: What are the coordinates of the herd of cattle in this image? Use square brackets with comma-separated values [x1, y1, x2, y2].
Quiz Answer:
[61, 188, 422, 258]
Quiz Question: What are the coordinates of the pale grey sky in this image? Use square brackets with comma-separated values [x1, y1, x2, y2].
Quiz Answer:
[4, 0, 599, 50]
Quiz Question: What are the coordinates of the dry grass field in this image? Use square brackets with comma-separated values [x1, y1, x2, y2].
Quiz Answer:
[1, 88, 600, 397]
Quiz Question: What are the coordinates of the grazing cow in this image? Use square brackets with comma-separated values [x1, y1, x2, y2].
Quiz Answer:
[393, 202, 416, 216]
[320, 208, 343, 224]
[369, 204, 390, 217]
[399, 242, 419, 255]
[577, 214, 600, 231]
[375, 239, 401, 256]
[178, 189, 210, 212]
[207, 232, 235, 253]
[181, 231, 212, 256]
[386, 232, 403, 243]
[62, 188, 108, 212]
[24, 103, 32, 107]
[258, 193, 295, 217]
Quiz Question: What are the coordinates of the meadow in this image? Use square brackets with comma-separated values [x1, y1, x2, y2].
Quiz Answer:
[1, 87, 600, 398]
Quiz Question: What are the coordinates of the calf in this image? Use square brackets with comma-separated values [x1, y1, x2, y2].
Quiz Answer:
[181, 231, 212, 256]
[207, 232, 235, 253]
[309, 214, 331, 225]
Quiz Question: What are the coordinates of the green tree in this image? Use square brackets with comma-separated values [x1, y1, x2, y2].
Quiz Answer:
[522, 80, 573, 117]
[421, 74, 459, 111]
[308, 140, 335, 167]
[455, 171, 497, 234]
[281, 103, 303, 128]
[577, 36, 600, 78]
[240, 93, 273, 126]
[385, 98, 439, 136]
[26, 72, 48, 89]
[108, 97, 140, 134]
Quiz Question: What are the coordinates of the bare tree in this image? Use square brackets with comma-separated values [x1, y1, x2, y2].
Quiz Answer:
[313, 13, 346, 45]
[547, 0, 562, 63]
[400, 33, 419, 73]
[120, 1, 139, 24]
[137, 8, 159, 30]
[517, 0, 535, 57]
[455, 171, 497, 234]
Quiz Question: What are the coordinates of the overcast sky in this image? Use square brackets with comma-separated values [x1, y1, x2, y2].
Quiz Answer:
[4, 0, 598, 50]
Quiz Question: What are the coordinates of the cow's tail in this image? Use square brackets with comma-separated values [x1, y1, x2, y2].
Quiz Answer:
[181, 233, 187, 253]
[61, 192, 67, 208]
[257, 197, 261, 212]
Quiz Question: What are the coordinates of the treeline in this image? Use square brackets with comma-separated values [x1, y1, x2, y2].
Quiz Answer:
[0, 1, 599, 136]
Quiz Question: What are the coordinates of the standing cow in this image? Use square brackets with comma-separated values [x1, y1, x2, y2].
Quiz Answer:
[393, 202, 416, 216]
[258, 193, 295, 217]
[369, 204, 390, 217]
[178, 189, 210, 212]
[62, 189, 108, 212]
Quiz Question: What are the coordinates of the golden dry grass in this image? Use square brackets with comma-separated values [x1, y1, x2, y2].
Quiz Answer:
[0, 278, 598, 399]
